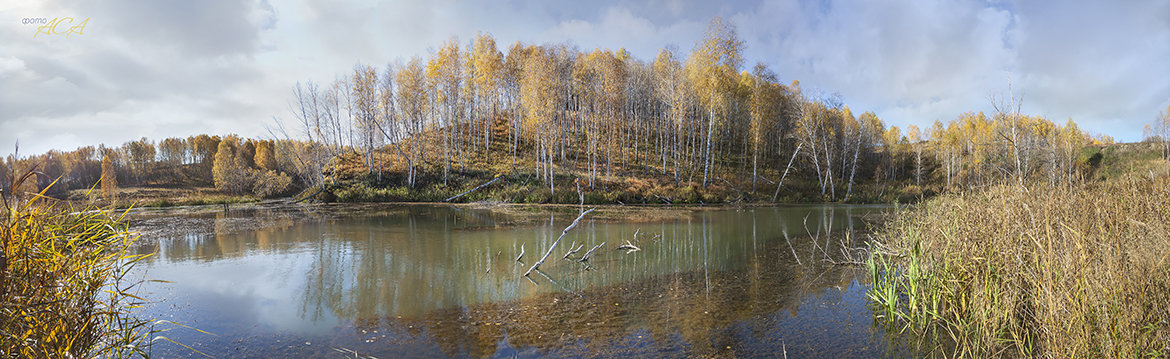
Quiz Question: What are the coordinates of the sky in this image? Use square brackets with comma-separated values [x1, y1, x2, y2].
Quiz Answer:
[1, 0, 1168, 156]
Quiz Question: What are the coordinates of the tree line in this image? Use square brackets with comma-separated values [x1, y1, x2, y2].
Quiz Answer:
[0, 134, 309, 199]
[274, 17, 1117, 201]
[3, 17, 1154, 203]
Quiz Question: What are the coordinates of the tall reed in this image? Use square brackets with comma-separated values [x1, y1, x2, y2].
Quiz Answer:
[870, 176, 1170, 357]
[2, 171, 155, 357]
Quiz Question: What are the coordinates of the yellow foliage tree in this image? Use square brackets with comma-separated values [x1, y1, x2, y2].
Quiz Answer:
[100, 151, 117, 199]
[254, 140, 278, 172]
[213, 135, 249, 194]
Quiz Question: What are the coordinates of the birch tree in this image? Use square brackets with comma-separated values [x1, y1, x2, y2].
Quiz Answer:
[686, 16, 743, 187]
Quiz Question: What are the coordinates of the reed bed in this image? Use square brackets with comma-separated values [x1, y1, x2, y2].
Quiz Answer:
[2, 176, 156, 357]
[869, 176, 1170, 357]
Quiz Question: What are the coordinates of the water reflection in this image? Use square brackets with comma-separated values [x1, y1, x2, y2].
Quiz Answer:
[136, 204, 906, 357]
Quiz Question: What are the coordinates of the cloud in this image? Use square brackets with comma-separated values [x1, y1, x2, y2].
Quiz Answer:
[1, 0, 1167, 156]
[731, 0, 1021, 125]
[1012, 1, 1170, 136]
[730, 0, 1168, 139]
[0, 0, 277, 154]
[70, 0, 274, 58]
[542, 6, 705, 59]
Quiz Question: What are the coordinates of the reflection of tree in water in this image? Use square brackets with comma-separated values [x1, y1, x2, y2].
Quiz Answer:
[323, 232, 873, 358]
[299, 221, 352, 323]
[136, 204, 316, 260]
[291, 206, 890, 357]
[138, 204, 896, 356]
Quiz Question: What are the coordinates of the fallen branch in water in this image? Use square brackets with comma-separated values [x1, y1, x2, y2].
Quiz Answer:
[579, 242, 605, 262]
[524, 208, 595, 277]
[823, 258, 867, 266]
[563, 242, 585, 259]
[444, 174, 502, 202]
[616, 240, 640, 253]
[516, 243, 525, 262]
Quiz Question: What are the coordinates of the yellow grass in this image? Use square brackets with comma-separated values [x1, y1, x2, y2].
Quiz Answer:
[2, 175, 156, 357]
[870, 176, 1170, 357]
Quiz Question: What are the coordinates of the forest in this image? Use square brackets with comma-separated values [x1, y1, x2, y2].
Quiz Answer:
[3, 18, 1152, 207]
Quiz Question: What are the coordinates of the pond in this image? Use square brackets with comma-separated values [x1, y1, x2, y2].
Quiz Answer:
[130, 203, 913, 358]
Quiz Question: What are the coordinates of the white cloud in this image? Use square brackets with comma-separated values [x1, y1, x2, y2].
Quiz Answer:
[542, 6, 705, 59]
[1, 0, 1167, 155]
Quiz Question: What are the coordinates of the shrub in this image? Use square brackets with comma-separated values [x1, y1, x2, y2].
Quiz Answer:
[252, 170, 293, 198]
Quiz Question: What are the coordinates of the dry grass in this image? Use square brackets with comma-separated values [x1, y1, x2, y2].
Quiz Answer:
[2, 176, 158, 357]
[66, 186, 258, 209]
[869, 176, 1170, 357]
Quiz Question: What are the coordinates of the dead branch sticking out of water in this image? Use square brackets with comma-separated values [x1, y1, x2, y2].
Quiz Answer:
[823, 232, 869, 266]
[331, 346, 378, 359]
[516, 243, 525, 262]
[524, 208, 596, 277]
[579, 242, 605, 262]
[616, 230, 643, 253]
[563, 242, 585, 259]
[444, 174, 502, 202]
[616, 240, 640, 253]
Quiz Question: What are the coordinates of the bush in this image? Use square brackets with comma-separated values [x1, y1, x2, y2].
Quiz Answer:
[252, 170, 293, 198]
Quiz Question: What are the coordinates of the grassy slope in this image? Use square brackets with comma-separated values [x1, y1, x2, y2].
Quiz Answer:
[71, 140, 1164, 207]
[322, 125, 933, 205]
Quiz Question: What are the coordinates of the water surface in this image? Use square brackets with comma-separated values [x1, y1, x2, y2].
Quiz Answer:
[133, 204, 910, 358]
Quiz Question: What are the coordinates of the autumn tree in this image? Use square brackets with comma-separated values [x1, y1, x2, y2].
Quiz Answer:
[426, 38, 463, 184]
[906, 125, 923, 186]
[467, 32, 504, 163]
[396, 57, 428, 187]
[882, 125, 904, 184]
[190, 134, 222, 181]
[503, 42, 531, 168]
[843, 108, 878, 200]
[351, 63, 383, 177]
[239, 140, 257, 169]
[990, 82, 1027, 185]
[1153, 106, 1170, 160]
[213, 135, 250, 194]
[744, 63, 784, 193]
[375, 63, 401, 181]
[520, 47, 560, 193]
[651, 48, 690, 184]
[100, 150, 117, 199]
[123, 137, 155, 185]
[687, 16, 744, 186]
[158, 138, 186, 166]
[254, 140, 278, 172]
